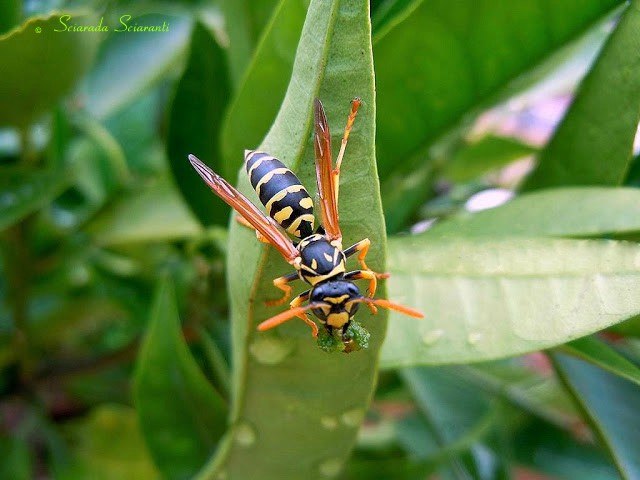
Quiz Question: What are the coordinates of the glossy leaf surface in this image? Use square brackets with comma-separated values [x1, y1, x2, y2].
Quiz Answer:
[198, 1, 386, 478]
[382, 237, 640, 366]
[429, 187, 640, 239]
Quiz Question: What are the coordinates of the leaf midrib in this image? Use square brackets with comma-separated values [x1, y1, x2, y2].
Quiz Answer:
[228, 0, 342, 425]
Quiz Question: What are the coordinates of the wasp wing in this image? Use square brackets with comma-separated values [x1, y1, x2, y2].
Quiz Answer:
[188, 154, 299, 262]
[313, 99, 342, 242]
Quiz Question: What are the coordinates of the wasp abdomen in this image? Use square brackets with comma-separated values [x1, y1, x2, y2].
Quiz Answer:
[245, 150, 315, 238]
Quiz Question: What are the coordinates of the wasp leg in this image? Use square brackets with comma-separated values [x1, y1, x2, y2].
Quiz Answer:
[257, 291, 319, 338]
[289, 290, 319, 337]
[236, 215, 270, 244]
[343, 238, 390, 283]
[344, 270, 380, 314]
[265, 271, 300, 307]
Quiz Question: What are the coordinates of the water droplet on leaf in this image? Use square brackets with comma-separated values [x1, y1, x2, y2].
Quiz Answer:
[467, 332, 483, 345]
[319, 458, 343, 477]
[234, 422, 256, 447]
[421, 329, 444, 346]
[320, 416, 338, 430]
[341, 408, 364, 427]
[249, 336, 294, 365]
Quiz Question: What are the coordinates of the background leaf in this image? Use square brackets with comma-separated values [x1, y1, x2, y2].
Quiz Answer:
[561, 336, 640, 387]
[523, 0, 640, 189]
[198, 0, 386, 478]
[373, 0, 622, 178]
[218, 0, 280, 87]
[0, 436, 32, 480]
[220, 0, 308, 179]
[382, 237, 640, 367]
[86, 178, 202, 246]
[428, 187, 640, 238]
[0, 12, 100, 126]
[167, 22, 231, 226]
[83, 14, 191, 118]
[0, 0, 21, 34]
[551, 352, 640, 479]
[442, 135, 536, 183]
[57, 405, 160, 480]
[0, 168, 70, 231]
[135, 278, 227, 480]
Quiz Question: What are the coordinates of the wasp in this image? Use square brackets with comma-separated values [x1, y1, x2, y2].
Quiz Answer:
[189, 98, 422, 351]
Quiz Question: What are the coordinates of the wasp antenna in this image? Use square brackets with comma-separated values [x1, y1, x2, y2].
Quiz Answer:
[357, 297, 424, 319]
[257, 302, 329, 338]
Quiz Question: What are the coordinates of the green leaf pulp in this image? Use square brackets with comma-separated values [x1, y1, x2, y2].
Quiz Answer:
[524, 0, 640, 189]
[135, 278, 227, 480]
[0, 12, 100, 126]
[198, 1, 386, 478]
[382, 237, 640, 367]
[167, 22, 232, 226]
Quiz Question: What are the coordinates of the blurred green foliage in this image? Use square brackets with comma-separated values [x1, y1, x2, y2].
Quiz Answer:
[2, 0, 640, 479]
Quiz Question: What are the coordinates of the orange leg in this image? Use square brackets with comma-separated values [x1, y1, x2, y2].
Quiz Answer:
[290, 291, 319, 337]
[265, 272, 299, 307]
[236, 215, 270, 243]
[344, 270, 381, 314]
[344, 238, 390, 283]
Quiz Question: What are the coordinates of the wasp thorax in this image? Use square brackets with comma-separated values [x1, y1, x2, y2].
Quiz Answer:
[296, 235, 346, 285]
[310, 280, 361, 329]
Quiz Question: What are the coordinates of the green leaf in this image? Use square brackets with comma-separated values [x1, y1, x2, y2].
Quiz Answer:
[167, 22, 231, 226]
[562, 336, 640, 387]
[0, 436, 32, 480]
[450, 360, 580, 430]
[370, 0, 417, 35]
[86, 178, 202, 246]
[135, 278, 227, 480]
[57, 405, 160, 480]
[220, 0, 308, 178]
[197, 1, 385, 478]
[83, 15, 191, 118]
[218, 0, 280, 86]
[552, 352, 640, 479]
[402, 366, 495, 449]
[0, 0, 21, 34]
[0, 167, 70, 231]
[443, 135, 536, 183]
[381, 237, 640, 367]
[342, 456, 431, 480]
[373, 0, 622, 178]
[428, 187, 640, 239]
[0, 12, 99, 126]
[513, 419, 618, 480]
[523, 0, 640, 189]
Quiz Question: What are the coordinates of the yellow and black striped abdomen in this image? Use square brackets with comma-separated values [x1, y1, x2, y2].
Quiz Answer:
[245, 150, 315, 238]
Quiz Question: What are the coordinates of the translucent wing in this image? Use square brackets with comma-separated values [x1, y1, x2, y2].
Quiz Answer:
[188, 154, 299, 262]
[313, 99, 342, 242]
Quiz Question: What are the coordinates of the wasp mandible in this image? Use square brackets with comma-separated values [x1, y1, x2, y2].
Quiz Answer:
[189, 98, 422, 352]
